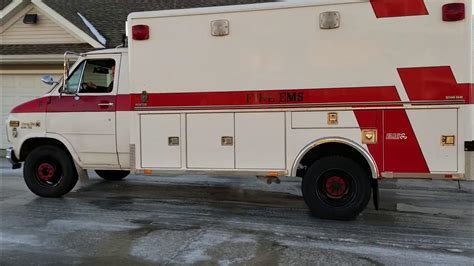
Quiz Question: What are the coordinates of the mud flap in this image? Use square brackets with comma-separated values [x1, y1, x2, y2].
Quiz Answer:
[372, 179, 379, 210]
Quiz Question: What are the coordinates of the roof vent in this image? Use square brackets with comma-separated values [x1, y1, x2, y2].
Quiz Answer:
[23, 14, 38, 24]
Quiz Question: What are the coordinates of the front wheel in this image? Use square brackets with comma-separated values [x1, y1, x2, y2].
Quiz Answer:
[23, 145, 78, 197]
[302, 156, 371, 220]
[95, 170, 130, 181]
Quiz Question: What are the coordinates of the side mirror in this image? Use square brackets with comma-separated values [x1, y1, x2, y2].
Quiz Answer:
[41, 75, 58, 86]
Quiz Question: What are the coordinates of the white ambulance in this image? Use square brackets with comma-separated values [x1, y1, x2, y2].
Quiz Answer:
[5, 0, 473, 220]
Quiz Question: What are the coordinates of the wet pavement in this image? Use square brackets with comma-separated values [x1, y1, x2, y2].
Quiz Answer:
[1, 160, 473, 265]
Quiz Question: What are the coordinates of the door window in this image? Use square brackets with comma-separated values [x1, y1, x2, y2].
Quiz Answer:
[80, 59, 116, 93]
[64, 59, 115, 94]
[64, 61, 85, 94]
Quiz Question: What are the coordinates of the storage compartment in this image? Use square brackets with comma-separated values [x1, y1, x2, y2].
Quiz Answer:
[404, 109, 458, 172]
[186, 113, 235, 169]
[235, 112, 286, 169]
[140, 114, 181, 168]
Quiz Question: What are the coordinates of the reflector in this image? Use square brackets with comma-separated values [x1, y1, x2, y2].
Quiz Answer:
[442, 3, 465, 22]
[132, 25, 150, 40]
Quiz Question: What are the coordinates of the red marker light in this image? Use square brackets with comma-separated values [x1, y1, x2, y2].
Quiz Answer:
[132, 25, 150, 40]
[442, 3, 465, 22]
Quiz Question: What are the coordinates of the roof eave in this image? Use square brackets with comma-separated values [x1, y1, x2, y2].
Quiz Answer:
[31, 0, 105, 49]
[0, 0, 30, 25]
[0, 54, 68, 64]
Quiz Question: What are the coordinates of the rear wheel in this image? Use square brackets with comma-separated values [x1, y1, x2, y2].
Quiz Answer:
[95, 170, 130, 181]
[302, 156, 371, 220]
[23, 145, 78, 197]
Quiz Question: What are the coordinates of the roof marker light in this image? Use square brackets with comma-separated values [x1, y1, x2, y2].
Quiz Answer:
[442, 3, 465, 22]
[132, 25, 150, 40]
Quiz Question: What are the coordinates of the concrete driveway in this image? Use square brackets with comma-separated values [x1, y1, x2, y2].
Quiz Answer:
[1, 159, 473, 265]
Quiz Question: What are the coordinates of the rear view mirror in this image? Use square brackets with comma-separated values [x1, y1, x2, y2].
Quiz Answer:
[41, 75, 58, 86]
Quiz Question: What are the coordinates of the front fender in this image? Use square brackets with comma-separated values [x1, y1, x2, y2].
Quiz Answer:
[44, 133, 82, 167]
[6, 112, 46, 153]
[15, 133, 83, 169]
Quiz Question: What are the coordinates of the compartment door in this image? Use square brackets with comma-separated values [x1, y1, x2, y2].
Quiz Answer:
[405, 109, 458, 172]
[235, 112, 285, 169]
[186, 113, 235, 169]
[141, 114, 181, 168]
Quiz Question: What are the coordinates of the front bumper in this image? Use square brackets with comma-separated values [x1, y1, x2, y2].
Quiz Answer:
[6, 147, 21, 169]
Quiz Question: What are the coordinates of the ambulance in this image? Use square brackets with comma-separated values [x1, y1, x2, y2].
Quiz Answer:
[5, 0, 473, 220]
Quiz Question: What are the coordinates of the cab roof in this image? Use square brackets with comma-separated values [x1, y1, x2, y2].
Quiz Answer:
[84, 48, 128, 56]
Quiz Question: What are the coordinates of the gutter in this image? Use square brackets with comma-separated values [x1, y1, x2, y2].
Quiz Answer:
[0, 54, 77, 64]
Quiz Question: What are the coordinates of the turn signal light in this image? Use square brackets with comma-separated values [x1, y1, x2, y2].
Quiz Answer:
[442, 3, 465, 21]
[132, 25, 150, 40]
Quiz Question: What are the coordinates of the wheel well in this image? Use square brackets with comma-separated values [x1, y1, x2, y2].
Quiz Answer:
[296, 142, 375, 180]
[20, 138, 72, 162]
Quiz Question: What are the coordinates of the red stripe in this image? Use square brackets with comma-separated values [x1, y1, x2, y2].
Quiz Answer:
[11, 95, 117, 113]
[120, 86, 401, 111]
[47, 95, 116, 112]
[459, 83, 474, 104]
[11, 66, 470, 113]
[11, 97, 48, 113]
[398, 66, 472, 104]
[370, 0, 428, 18]
[11, 87, 401, 113]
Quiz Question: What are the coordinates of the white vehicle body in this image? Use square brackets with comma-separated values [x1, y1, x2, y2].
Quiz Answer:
[5, 0, 473, 219]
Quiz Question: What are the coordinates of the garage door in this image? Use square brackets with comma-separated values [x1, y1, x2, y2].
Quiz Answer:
[1, 74, 59, 149]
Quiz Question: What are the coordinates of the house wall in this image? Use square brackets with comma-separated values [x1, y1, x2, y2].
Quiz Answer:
[1, 6, 81, 44]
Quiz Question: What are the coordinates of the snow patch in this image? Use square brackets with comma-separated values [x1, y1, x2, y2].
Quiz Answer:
[182, 231, 231, 263]
[278, 239, 472, 265]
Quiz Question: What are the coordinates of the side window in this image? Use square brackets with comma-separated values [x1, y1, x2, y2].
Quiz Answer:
[79, 59, 116, 94]
[64, 61, 86, 94]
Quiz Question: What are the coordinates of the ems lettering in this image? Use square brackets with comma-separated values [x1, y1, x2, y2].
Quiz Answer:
[279, 92, 304, 103]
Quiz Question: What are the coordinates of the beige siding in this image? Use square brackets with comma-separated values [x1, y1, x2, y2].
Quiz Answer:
[1, 6, 81, 44]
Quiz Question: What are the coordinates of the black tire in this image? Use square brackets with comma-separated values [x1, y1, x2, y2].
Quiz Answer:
[301, 156, 371, 220]
[95, 170, 130, 181]
[23, 145, 78, 197]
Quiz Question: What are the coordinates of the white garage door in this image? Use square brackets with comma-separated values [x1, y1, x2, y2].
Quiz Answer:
[1, 74, 59, 149]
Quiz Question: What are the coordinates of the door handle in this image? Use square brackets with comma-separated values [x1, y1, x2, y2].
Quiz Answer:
[97, 103, 114, 107]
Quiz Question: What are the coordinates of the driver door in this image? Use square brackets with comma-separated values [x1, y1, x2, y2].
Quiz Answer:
[46, 54, 121, 167]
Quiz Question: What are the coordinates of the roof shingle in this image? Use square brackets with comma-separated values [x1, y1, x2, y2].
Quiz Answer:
[0, 43, 95, 55]
[0, 0, 13, 11]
